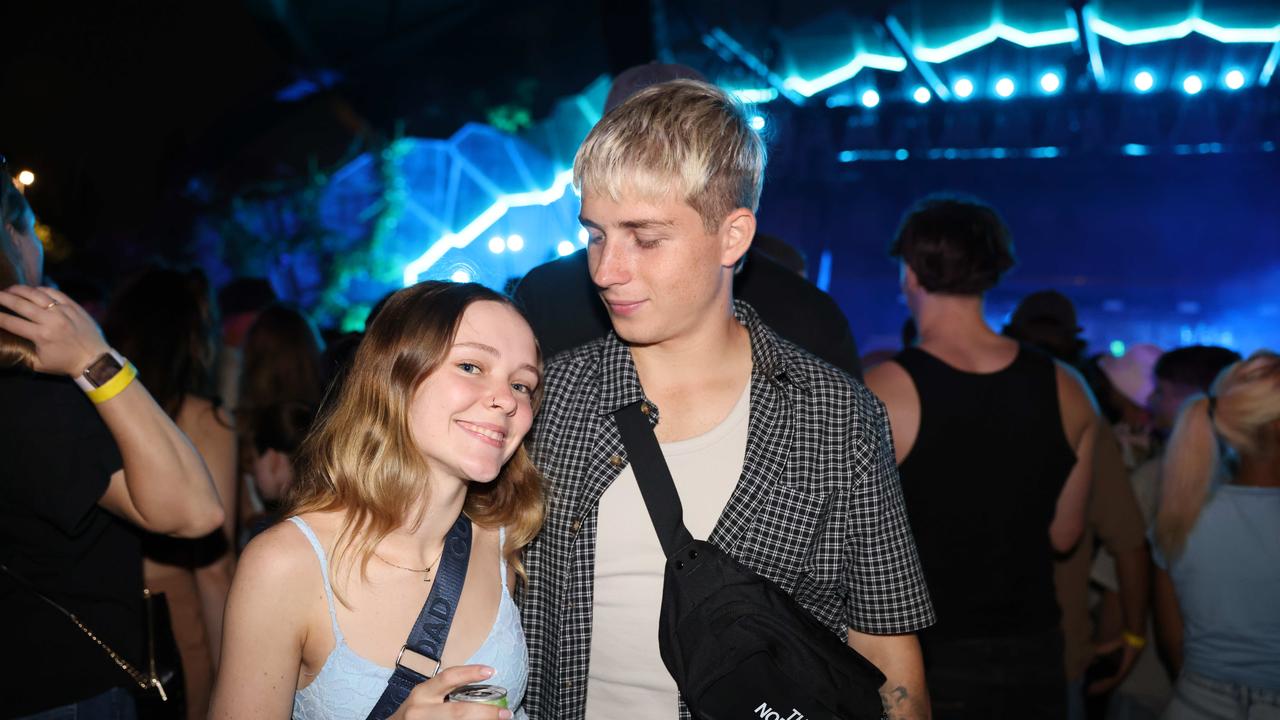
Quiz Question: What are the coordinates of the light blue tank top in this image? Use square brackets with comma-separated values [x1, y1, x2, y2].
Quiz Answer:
[289, 517, 528, 719]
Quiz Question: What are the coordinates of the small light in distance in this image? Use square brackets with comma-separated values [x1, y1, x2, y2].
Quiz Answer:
[912, 87, 931, 104]
[506, 234, 524, 252]
[17, 170, 35, 186]
[995, 77, 1015, 98]
[1039, 71, 1061, 93]
[861, 89, 880, 108]
[451, 269, 472, 283]
[749, 115, 766, 131]
[1133, 71, 1155, 92]
[487, 236, 505, 254]
[557, 241, 575, 257]
[1224, 69, 1245, 90]
[953, 78, 974, 99]
[1182, 74, 1203, 95]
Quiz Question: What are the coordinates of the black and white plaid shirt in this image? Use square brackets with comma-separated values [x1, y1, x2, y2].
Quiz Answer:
[520, 302, 934, 720]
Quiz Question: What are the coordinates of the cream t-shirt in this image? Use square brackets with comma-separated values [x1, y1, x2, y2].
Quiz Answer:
[584, 382, 751, 720]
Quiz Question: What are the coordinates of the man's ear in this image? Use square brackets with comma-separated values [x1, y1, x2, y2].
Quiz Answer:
[719, 208, 756, 268]
[901, 262, 922, 293]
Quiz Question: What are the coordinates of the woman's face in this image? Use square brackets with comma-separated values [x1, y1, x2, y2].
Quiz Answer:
[407, 301, 540, 486]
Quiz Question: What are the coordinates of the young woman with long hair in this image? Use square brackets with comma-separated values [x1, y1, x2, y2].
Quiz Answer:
[211, 281, 543, 720]
[1152, 350, 1280, 718]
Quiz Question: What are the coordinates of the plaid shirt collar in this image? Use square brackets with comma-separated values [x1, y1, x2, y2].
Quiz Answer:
[590, 299, 812, 419]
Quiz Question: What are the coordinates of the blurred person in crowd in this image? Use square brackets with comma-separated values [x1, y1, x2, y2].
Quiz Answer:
[1089, 345, 1243, 719]
[215, 277, 278, 409]
[103, 266, 238, 719]
[1152, 351, 1280, 718]
[235, 303, 326, 545]
[212, 281, 543, 719]
[866, 196, 1100, 719]
[1096, 345, 1162, 469]
[1004, 290, 1151, 718]
[1, 170, 223, 718]
[514, 62, 862, 379]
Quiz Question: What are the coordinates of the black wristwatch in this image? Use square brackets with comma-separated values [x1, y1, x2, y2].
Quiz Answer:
[76, 350, 127, 391]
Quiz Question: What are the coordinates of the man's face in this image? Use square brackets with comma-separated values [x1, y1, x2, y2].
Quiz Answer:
[580, 190, 750, 346]
[1148, 377, 1200, 435]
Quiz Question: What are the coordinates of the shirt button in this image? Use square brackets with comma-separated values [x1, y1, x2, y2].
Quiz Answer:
[564, 680, 573, 688]
[570, 518, 582, 533]
[640, 402, 652, 416]
[608, 454, 624, 467]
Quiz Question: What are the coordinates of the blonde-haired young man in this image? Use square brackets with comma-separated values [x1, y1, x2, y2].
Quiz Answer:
[521, 80, 935, 720]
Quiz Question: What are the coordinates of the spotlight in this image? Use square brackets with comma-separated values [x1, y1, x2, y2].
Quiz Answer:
[1224, 69, 1246, 90]
[953, 77, 974, 98]
[860, 89, 880, 108]
[557, 240, 575, 257]
[749, 115, 766, 131]
[994, 77, 1015, 98]
[16, 170, 35, 186]
[487, 236, 505, 254]
[1133, 70, 1155, 92]
[912, 87, 931, 104]
[506, 234, 524, 252]
[450, 269, 472, 283]
[1039, 71, 1062, 93]
[578, 228, 589, 244]
[1109, 340, 1126, 358]
[1182, 74, 1203, 95]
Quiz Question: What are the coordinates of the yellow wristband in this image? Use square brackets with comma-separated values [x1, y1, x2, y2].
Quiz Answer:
[86, 362, 138, 405]
[1122, 631, 1147, 650]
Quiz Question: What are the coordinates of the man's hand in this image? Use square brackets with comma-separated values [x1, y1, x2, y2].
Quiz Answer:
[847, 630, 932, 720]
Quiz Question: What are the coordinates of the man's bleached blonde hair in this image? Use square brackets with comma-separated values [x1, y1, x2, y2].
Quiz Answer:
[574, 79, 766, 232]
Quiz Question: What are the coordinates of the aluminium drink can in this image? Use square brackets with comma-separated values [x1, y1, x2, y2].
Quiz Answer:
[447, 684, 509, 708]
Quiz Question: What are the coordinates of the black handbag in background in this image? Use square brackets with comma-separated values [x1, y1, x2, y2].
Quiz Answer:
[613, 401, 887, 720]
[0, 563, 185, 717]
[132, 588, 186, 719]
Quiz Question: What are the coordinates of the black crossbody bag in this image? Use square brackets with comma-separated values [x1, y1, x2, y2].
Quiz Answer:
[613, 401, 887, 720]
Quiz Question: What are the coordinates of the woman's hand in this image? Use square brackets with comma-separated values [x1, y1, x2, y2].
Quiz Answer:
[388, 665, 513, 720]
[0, 285, 110, 376]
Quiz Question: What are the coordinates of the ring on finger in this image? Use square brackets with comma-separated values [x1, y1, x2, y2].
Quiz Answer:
[44, 300, 60, 310]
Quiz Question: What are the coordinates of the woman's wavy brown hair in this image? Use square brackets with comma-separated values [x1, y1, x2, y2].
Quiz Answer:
[283, 281, 544, 602]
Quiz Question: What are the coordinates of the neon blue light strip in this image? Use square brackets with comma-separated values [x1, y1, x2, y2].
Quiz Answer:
[747, 14, 1280, 100]
[783, 54, 907, 97]
[1260, 41, 1280, 86]
[732, 88, 780, 104]
[913, 23, 1078, 63]
[402, 169, 576, 286]
[1088, 16, 1280, 45]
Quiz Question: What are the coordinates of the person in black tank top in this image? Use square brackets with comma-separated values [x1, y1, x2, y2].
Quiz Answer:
[867, 196, 1100, 720]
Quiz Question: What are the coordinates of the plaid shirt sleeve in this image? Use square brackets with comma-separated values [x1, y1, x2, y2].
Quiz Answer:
[843, 389, 936, 634]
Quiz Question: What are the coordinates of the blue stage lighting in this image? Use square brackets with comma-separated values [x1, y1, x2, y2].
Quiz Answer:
[861, 89, 881, 108]
[912, 86, 932, 104]
[1182, 74, 1204, 95]
[895, 148, 910, 160]
[1133, 70, 1155, 92]
[487, 236, 505, 254]
[749, 115, 766, 131]
[954, 78, 975, 98]
[1039, 71, 1062, 93]
[557, 240, 575, 256]
[578, 228, 589, 244]
[451, 268, 472, 283]
[1110, 340, 1126, 357]
[1224, 69, 1246, 89]
[995, 77, 1015, 98]
[506, 234, 524, 252]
